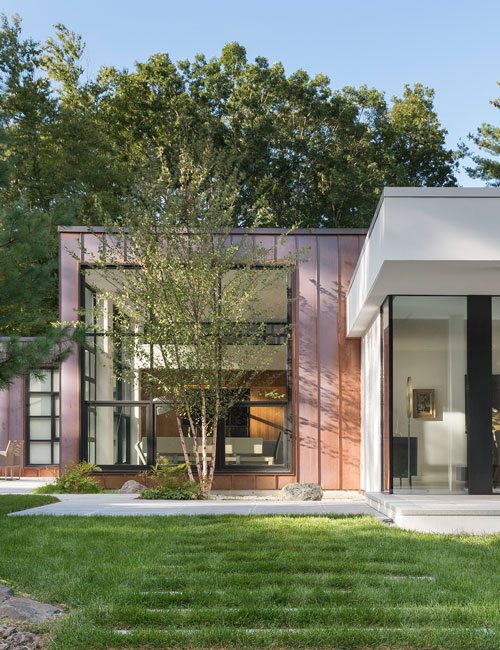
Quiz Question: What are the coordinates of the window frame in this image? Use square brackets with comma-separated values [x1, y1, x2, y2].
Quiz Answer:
[79, 263, 294, 474]
[25, 367, 60, 466]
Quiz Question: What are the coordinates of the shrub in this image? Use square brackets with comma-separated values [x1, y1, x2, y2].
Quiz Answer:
[33, 462, 103, 494]
[140, 458, 202, 500]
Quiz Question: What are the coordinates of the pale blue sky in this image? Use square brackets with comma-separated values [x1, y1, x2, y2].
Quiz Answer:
[2, 0, 500, 185]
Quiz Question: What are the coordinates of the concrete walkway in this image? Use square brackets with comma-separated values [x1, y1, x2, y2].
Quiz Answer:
[8, 493, 384, 518]
[0, 478, 53, 495]
[367, 492, 500, 534]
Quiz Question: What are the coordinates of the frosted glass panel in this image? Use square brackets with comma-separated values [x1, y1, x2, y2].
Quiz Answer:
[30, 371, 51, 393]
[29, 419, 51, 440]
[55, 419, 59, 438]
[29, 395, 51, 416]
[29, 442, 52, 464]
[55, 397, 60, 416]
[53, 369, 60, 392]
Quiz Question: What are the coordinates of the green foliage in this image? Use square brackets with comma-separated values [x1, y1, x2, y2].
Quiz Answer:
[91, 147, 298, 495]
[0, 13, 459, 382]
[140, 457, 202, 500]
[468, 80, 500, 183]
[95, 45, 458, 227]
[33, 461, 102, 494]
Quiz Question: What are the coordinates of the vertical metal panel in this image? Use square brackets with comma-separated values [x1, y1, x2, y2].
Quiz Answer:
[275, 233, 297, 262]
[59, 233, 81, 470]
[252, 234, 276, 261]
[296, 235, 319, 483]
[338, 236, 362, 489]
[0, 383, 8, 449]
[8, 377, 25, 463]
[317, 236, 341, 488]
[82, 233, 101, 263]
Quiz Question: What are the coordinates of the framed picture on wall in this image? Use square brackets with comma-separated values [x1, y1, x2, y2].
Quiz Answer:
[413, 388, 436, 419]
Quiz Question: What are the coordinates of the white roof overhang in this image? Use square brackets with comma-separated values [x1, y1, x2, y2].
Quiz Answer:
[346, 187, 500, 337]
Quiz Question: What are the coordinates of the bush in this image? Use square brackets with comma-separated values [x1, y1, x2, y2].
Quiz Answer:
[140, 458, 202, 500]
[33, 462, 103, 494]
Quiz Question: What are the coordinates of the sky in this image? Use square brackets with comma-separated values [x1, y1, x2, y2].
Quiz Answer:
[2, 0, 500, 186]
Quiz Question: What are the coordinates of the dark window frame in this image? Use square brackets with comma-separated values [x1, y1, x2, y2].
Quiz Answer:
[79, 264, 294, 474]
[25, 367, 60, 466]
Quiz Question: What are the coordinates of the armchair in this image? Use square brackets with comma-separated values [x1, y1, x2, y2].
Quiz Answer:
[0, 440, 24, 479]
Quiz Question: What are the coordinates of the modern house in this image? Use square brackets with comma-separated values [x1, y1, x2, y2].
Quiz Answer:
[2, 187, 500, 496]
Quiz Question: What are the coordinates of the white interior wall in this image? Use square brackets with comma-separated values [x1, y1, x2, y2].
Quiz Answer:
[361, 314, 381, 491]
[392, 304, 467, 491]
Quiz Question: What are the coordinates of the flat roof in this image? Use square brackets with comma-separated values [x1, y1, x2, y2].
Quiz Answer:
[346, 186, 500, 337]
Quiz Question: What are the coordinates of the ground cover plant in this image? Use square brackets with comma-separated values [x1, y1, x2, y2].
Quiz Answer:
[1, 505, 500, 649]
[33, 462, 103, 494]
[140, 458, 203, 500]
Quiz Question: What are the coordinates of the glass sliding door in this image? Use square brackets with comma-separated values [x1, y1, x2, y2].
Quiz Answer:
[391, 297, 468, 493]
[492, 299, 500, 493]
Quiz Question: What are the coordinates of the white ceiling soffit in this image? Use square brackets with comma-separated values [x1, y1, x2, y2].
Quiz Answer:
[346, 188, 500, 338]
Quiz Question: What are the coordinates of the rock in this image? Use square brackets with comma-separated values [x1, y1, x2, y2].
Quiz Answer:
[280, 482, 323, 501]
[0, 625, 43, 649]
[119, 480, 146, 494]
[0, 597, 62, 623]
[0, 586, 14, 604]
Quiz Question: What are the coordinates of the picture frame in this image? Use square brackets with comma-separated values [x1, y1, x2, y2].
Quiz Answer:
[412, 388, 436, 420]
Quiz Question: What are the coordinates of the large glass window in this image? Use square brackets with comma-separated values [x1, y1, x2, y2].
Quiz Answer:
[81, 266, 292, 471]
[26, 368, 60, 465]
[391, 297, 467, 493]
[90, 405, 148, 465]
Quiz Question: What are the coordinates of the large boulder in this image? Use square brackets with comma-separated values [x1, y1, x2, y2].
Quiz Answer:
[0, 585, 14, 604]
[281, 482, 323, 501]
[0, 597, 62, 623]
[120, 480, 146, 494]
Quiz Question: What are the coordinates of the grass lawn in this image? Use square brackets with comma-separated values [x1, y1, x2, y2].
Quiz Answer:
[0, 494, 59, 516]
[1, 496, 500, 649]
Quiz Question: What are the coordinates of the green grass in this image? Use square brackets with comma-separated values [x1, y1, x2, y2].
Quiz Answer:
[1, 497, 500, 648]
[0, 494, 58, 516]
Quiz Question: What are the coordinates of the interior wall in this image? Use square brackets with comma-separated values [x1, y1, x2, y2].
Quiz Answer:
[392, 303, 467, 491]
[361, 314, 381, 492]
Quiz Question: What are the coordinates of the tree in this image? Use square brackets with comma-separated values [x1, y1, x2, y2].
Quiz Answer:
[386, 84, 458, 187]
[94, 43, 460, 228]
[468, 81, 500, 183]
[0, 15, 113, 384]
[87, 151, 299, 496]
[0, 195, 86, 389]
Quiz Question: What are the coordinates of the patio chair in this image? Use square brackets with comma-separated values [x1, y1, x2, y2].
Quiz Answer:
[0, 440, 24, 479]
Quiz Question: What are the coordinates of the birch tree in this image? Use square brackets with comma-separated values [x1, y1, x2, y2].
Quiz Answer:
[87, 152, 299, 496]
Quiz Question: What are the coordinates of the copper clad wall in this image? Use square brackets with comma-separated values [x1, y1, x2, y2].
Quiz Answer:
[59, 228, 365, 490]
[294, 233, 363, 489]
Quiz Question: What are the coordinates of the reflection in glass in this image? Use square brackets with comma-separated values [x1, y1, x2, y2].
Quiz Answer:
[154, 406, 213, 465]
[392, 297, 467, 493]
[29, 371, 51, 393]
[491, 299, 500, 493]
[90, 405, 147, 465]
[225, 404, 286, 466]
